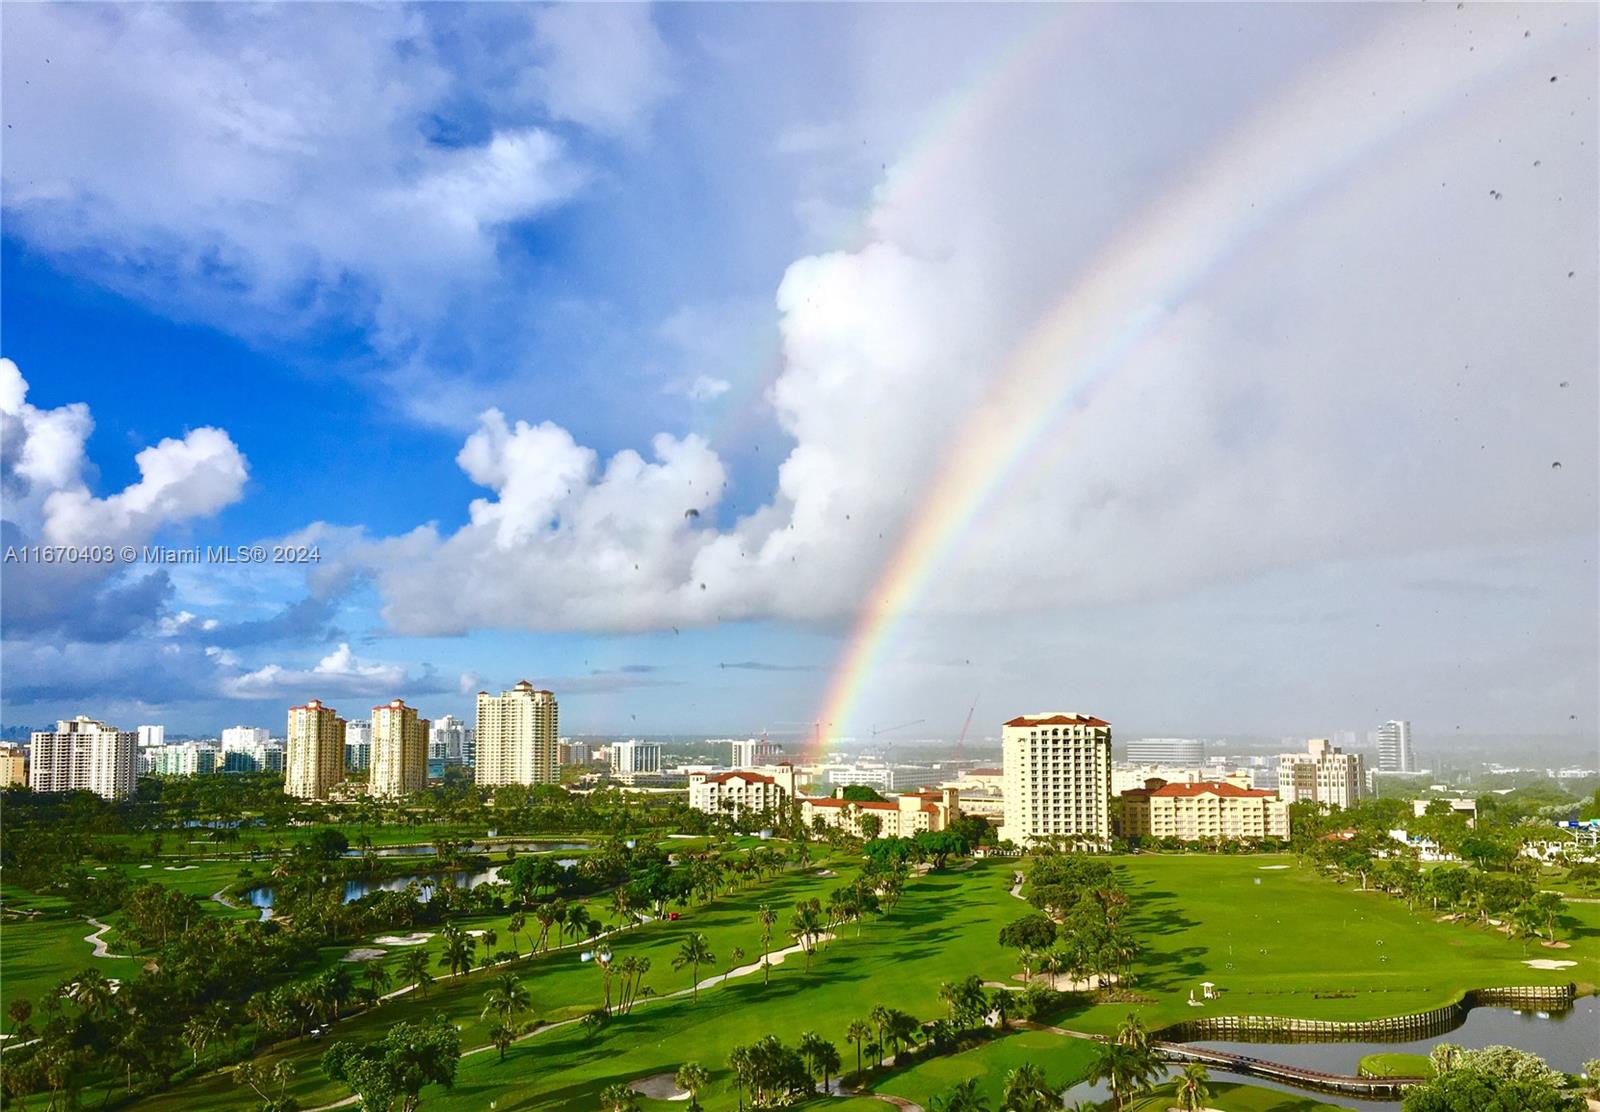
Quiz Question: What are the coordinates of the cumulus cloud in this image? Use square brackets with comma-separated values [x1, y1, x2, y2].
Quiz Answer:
[341, 3, 1594, 640]
[0, 359, 250, 636]
[222, 642, 437, 700]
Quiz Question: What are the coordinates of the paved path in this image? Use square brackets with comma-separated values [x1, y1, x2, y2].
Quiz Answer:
[84, 918, 129, 959]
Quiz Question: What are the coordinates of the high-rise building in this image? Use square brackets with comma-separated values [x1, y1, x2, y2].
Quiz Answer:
[148, 741, 221, 776]
[29, 716, 138, 799]
[728, 737, 783, 767]
[370, 699, 429, 797]
[344, 720, 372, 771]
[475, 681, 559, 787]
[1376, 720, 1414, 773]
[609, 739, 662, 780]
[1123, 738, 1203, 764]
[286, 700, 346, 799]
[1000, 712, 1113, 847]
[0, 743, 27, 787]
[430, 715, 471, 766]
[221, 726, 271, 752]
[1277, 738, 1365, 809]
[137, 724, 165, 748]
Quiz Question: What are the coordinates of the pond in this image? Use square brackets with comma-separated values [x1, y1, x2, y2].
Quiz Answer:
[244, 858, 580, 910]
[339, 840, 591, 858]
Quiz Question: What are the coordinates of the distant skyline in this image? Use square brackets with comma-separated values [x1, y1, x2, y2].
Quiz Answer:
[3, 4, 1596, 743]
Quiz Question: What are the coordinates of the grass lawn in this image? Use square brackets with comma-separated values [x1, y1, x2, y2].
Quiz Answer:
[869, 1027, 1101, 1108]
[0, 910, 146, 1009]
[1051, 854, 1599, 1035]
[1122, 1079, 1356, 1111]
[55, 851, 1600, 1111]
[1357, 1051, 1434, 1077]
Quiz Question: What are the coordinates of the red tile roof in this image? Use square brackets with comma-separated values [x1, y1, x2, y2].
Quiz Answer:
[1004, 714, 1110, 728]
[699, 771, 775, 785]
[805, 797, 898, 811]
[1123, 780, 1274, 799]
[969, 767, 1002, 776]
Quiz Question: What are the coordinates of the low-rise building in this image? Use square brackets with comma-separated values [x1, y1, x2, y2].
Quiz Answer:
[802, 787, 962, 839]
[1114, 779, 1290, 842]
[689, 765, 798, 818]
[0, 744, 28, 787]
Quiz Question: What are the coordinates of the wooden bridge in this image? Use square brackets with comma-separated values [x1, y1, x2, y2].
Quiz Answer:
[1155, 1041, 1423, 1098]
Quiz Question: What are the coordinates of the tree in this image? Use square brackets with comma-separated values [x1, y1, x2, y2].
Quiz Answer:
[998, 914, 1058, 982]
[235, 1060, 299, 1112]
[506, 911, 526, 958]
[675, 1062, 709, 1111]
[482, 972, 533, 1031]
[362, 960, 393, 1010]
[1087, 1042, 1162, 1111]
[400, 949, 434, 998]
[439, 927, 475, 978]
[798, 1031, 839, 1092]
[487, 1022, 515, 1062]
[597, 1083, 640, 1112]
[930, 1079, 990, 1112]
[758, 904, 777, 985]
[840, 785, 886, 803]
[859, 813, 883, 841]
[6, 998, 33, 1041]
[1001, 1062, 1055, 1112]
[321, 1015, 462, 1112]
[847, 1019, 872, 1079]
[673, 933, 716, 1002]
[1175, 1063, 1210, 1112]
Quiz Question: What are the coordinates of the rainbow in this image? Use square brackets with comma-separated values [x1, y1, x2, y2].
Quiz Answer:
[805, 5, 1577, 755]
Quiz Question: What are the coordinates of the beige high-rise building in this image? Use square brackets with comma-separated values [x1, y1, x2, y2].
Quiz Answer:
[285, 699, 346, 800]
[1000, 712, 1113, 848]
[475, 681, 558, 787]
[370, 699, 429, 798]
[29, 717, 137, 799]
[1277, 738, 1365, 810]
[0, 744, 28, 788]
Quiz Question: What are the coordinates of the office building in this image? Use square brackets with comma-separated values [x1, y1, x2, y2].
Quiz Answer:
[137, 724, 165, 748]
[1377, 720, 1415, 774]
[1000, 712, 1113, 847]
[559, 739, 592, 766]
[221, 726, 271, 752]
[285, 700, 346, 800]
[475, 681, 559, 787]
[689, 765, 798, 818]
[1123, 738, 1203, 764]
[728, 737, 783, 767]
[29, 716, 138, 799]
[825, 764, 897, 793]
[1115, 779, 1290, 842]
[1277, 738, 1365, 809]
[344, 720, 372, 771]
[609, 739, 662, 780]
[370, 699, 429, 798]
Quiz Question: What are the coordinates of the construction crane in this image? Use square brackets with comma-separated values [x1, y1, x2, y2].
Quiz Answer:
[870, 718, 926, 737]
[954, 698, 977, 763]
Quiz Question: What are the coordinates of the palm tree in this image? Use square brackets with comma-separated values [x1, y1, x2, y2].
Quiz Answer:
[535, 902, 562, 951]
[1175, 1063, 1210, 1111]
[758, 904, 777, 984]
[813, 1038, 841, 1094]
[69, 969, 116, 1018]
[361, 960, 392, 1009]
[847, 1019, 872, 1080]
[930, 1078, 991, 1112]
[869, 1005, 892, 1067]
[1087, 1042, 1163, 1111]
[1115, 1012, 1150, 1050]
[799, 1031, 827, 1088]
[675, 1061, 710, 1111]
[1002, 1062, 1054, 1112]
[507, 911, 526, 957]
[482, 927, 500, 965]
[488, 1020, 515, 1061]
[598, 1083, 640, 1111]
[482, 972, 534, 1029]
[400, 948, 434, 997]
[673, 933, 716, 1001]
[440, 929, 475, 978]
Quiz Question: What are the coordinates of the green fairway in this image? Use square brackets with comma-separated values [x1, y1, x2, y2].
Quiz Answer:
[0, 910, 146, 1010]
[868, 1026, 1101, 1108]
[1122, 1079, 1356, 1111]
[1358, 1051, 1434, 1077]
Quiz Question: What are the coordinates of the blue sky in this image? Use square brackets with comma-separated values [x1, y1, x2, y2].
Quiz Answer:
[2, 4, 1595, 750]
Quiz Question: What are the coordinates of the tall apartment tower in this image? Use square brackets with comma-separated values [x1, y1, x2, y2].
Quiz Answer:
[475, 681, 559, 787]
[1277, 738, 1365, 809]
[430, 714, 471, 766]
[1000, 712, 1113, 848]
[1376, 720, 1414, 773]
[370, 699, 429, 797]
[29, 716, 138, 799]
[285, 699, 346, 799]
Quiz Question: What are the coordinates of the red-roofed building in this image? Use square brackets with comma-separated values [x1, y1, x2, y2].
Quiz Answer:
[800, 786, 961, 839]
[1114, 778, 1290, 842]
[689, 764, 797, 818]
[1000, 712, 1113, 848]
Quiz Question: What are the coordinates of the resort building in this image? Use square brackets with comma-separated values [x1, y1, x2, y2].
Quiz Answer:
[370, 699, 429, 798]
[475, 681, 559, 787]
[1376, 720, 1415, 773]
[688, 765, 799, 818]
[1277, 738, 1365, 810]
[29, 716, 139, 799]
[801, 787, 962, 839]
[1000, 712, 1113, 848]
[1114, 779, 1290, 842]
[285, 699, 347, 800]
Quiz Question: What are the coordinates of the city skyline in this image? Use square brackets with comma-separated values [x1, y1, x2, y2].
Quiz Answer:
[3, 3, 1596, 743]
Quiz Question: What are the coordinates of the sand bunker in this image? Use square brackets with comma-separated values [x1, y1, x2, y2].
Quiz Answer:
[993, 972, 1119, 992]
[1522, 958, 1577, 970]
[1541, 940, 1572, 950]
[1257, 865, 1290, 870]
[374, 932, 435, 946]
[138, 864, 153, 869]
[341, 948, 387, 962]
[163, 865, 199, 872]
[627, 1073, 690, 1101]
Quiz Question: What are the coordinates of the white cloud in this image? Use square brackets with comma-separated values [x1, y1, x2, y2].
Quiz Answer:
[343, 3, 1594, 641]
[687, 376, 732, 401]
[519, 5, 672, 136]
[223, 642, 410, 700]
